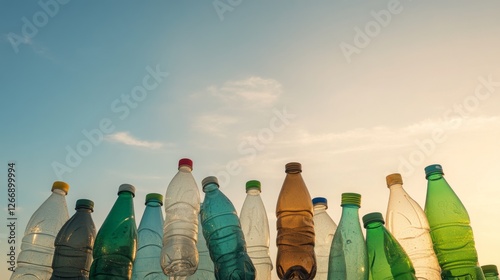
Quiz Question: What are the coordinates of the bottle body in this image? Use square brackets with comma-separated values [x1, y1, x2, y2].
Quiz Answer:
[187, 205, 215, 280]
[11, 182, 70, 280]
[240, 181, 273, 280]
[312, 198, 337, 280]
[51, 200, 96, 280]
[276, 163, 316, 280]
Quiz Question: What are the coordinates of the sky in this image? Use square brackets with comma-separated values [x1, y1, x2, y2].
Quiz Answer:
[1, 0, 500, 279]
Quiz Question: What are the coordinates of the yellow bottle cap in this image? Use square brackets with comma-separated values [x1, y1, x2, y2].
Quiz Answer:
[51, 181, 70, 194]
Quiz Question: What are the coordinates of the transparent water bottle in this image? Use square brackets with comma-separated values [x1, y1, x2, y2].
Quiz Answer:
[481, 265, 499, 280]
[276, 162, 316, 280]
[385, 173, 441, 279]
[201, 176, 255, 280]
[89, 184, 137, 280]
[363, 212, 417, 280]
[161, 158, 200, 278]
[328, 192, 368, 280]
[132, 193, 168, 280]
[240, 180, 273, 280]
[51, 199, 96, 280]
[424, 164, 485, 280]
[187, 204, 215, 280]
[312, 197, 337, 280]
[10, 181, 70, 280]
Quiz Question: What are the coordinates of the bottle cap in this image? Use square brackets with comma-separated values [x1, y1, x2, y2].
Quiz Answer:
[52, 181, 70, 194]
[145, 193, 163, 205]
[245, 180, 261, 192]
[118, 184, 136, 197]
[425, 164, 444, 178]
[482, 265, 498, 275]
[362, 212, 385, 228]
[285, 162, 302, 173]
[76, 199, 94, 211]
[312, 197, 328, 208]
[202, 176, 219, 189]
[386, 173, 403, 187]
[341, 192, 361, 207]
[178, 158, 193, 170]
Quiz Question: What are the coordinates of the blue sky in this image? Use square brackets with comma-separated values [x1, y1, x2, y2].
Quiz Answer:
[2, 1, 500, 278]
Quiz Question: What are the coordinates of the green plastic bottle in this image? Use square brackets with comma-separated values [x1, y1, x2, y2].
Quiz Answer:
[90, 184, 138, 280]
[424, 164, 485, 280]
[363, 212, 417, 280]
[482, 265, 499, 280]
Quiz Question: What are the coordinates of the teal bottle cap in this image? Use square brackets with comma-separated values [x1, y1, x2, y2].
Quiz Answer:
[145, 193, 163, 205]
[179, 158, 193, 170]
[52, 181, 70, 194]
[118, 184, 136, 197]
[363, 212, 385, 228]
[482, 265, 498, 275]
[312, 197, 328, 208]
[245, 180, 261, 192]
[285, 162, 302, 173]
[386, 173, 403, 187]
[425, 164, 444, 178]
[75, 199, 94, 211]
[341, 192, 361, 207]
[202, 176, 219, 189]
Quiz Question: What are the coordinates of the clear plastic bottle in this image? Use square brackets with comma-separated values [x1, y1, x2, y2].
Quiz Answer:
[132, 193, 168, 280]
[481, 265, 499, 280]
[312, 197, 337, 280]
[385, 173, 441, 280]
[328, 192, 368, 280]
[89, 184, 138, 280]
[276, 162, 316, 280]
[240, 180, 273, 280]
[161, 158, 200, 278]
[424, 164, 485, 280]
[363, 212, 417, 280]
[200, 176, 255, 280]
[51, 199, 96, 280]
[187, 203, 215, 280]
[10, 181, 70, 280]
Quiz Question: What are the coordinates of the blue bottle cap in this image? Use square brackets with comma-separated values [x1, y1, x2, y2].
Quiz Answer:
[362, 212, 385, 228]
[245, 180, 261, 192]
[312, 197, 328, 208]
[145, 193, 163, 205]
[341, 193, 361, 207]
[202, 176, 219, 189]
[424, 164, 444, 178]
[118, 184, 136, 197]
[75, 199, 94, 212]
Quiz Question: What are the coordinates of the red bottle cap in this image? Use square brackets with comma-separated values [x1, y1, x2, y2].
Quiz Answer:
[178, 158, 193, 170]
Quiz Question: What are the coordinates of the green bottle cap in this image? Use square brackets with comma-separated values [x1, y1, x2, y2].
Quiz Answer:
[363, 212, 385, 228]
[202, 176, 219, 189]
[312, 197, 328, 208]
[52, 181, 70, 194]
[245, 180, 261, 192]
[75, 199, 94, 211]
[425, 164, 444, 178]
[145, 193, 163, 205]
[386, 173, 403, 187]
[118, 184, 136, 197]
[482, 265, 498, 275]
[341, 192, 361, 207]
[285, 162, 302, 173]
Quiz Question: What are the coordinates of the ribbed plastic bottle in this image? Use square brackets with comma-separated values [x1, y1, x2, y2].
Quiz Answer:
[363, 212, 417, 280]
[89, 184, 137, 280]
[482, 265, 499, 280]
[240, 180, 273, 280]
[161, 158, 200, 278]
[312, 197, 337, 280]
[10, 181, 70, 280]
[51, 199, 96, 280]
[327, 192, 367, 280]
[187, 203, 215, 280]
[424, 164, 485, 280]
[276, 162, 316, 280]
[200, 176, 255, 280]
[385, 173, 441, 279]
[132, 193, 167, 280]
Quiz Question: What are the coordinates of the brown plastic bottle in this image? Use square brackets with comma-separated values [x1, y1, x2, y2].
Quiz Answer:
[276, 162, 316, 280]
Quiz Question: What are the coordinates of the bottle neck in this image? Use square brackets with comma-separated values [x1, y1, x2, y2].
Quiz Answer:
[75, 208, 93, 213]
[246, 188, 261, 196]
[179, 165, 192, 172]
[52, 188, 67, 196]
[340, 204, 360, 216]
[146, 201, 162, 207]
[365, 221, 384, 230]
[313, 204, 327, 213]
[427, 173, 444, 181]
[203, 183, 219, 193]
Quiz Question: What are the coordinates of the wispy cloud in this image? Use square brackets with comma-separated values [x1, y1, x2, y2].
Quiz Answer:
[106, 131, 164, 149]
[209, 76, 282, 107]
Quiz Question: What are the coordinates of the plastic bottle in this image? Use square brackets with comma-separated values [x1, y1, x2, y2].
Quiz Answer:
[240, 180, 273, 280]
[200, 176, 255, 280]
[276, 162, 316, 280]
[424, 164, 485, 280]
[132, 193, 168, 280]
[363, 212, 417, 280]
[89, 184, 137, 280]
[312, 197, 337, 280]
[481, 265, 499, 280]
[51, 199, 96, 280]
[161, 158, 200, 278]
[385, 173, 441, 279]
[10, 181, 70, 280]
[187, 204, 215, 280]
[328, 192, 367, 280]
